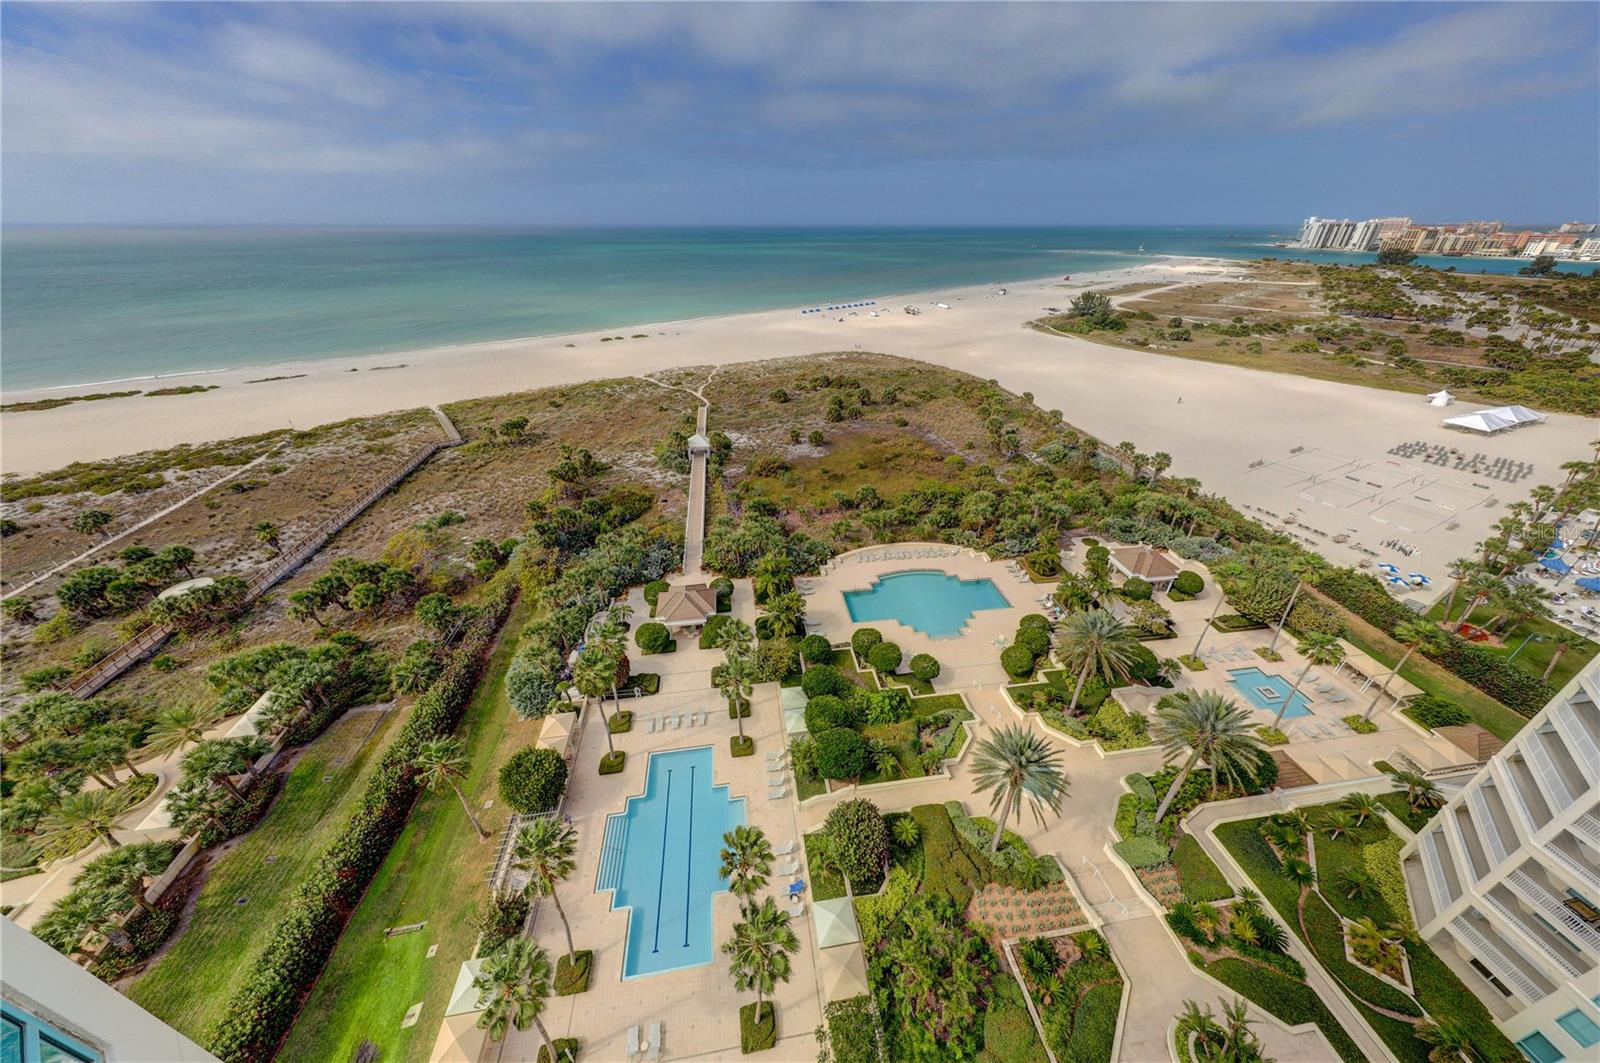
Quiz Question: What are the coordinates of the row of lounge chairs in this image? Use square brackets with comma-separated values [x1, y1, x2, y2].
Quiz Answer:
[852, 546, 963, 563]
[1035, 594, 1064, 621]
[645, 711, 709, 733]
[1199, 646, 1259, 663]
[626, 1022, 663, 1061]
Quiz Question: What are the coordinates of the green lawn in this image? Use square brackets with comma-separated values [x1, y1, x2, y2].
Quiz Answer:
[1423, 600, 1597, 689]
[127, 708, 402, 1044]
[277, 598, 541, 1063]
[1374, 791, 1439, 834]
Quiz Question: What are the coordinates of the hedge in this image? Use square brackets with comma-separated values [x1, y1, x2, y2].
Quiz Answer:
[209, 583, 516, 1062]
[908, 653, 941, 682]
[700, 613, 732, 649]
[910, 803, 990, 909]
[825, 996, 883, 1063]
[643, 579, 670, 610]
[815, 727, 868, 780]
[804, 694, 857, 733]
[740, 1001, 777, 1054]
[1001, 644, 1036, 679]
[634, 621, 671, 654]
[866, 640, 902, 674]
[800, 634, 834, 664]
[1173, 570, 1204, 596]
[500, 746, 568, 813]
[801, 664, 854, 699]
[1171, 835, 1233, 903]
[851, 627, 883, 657]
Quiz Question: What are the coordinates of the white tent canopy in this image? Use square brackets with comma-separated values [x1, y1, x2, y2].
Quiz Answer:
[1441, 404, 1546, 434]
[817, 945, 870, 1002]
[781, 687, 809, 736]
[1426, 389, 1455, 407]
[813, 897, 861, 948]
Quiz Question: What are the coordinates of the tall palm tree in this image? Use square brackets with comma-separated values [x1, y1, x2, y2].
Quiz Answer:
[593, 610, 633, 714]
[720, 825, 774, 901]
[164, 780, 231, 839]
[1488, 582, 1549, 637]
[141, 705, 224, 759]
[180, 736, 270, 802]
[512, 817, 580, 962]
[716, 651, 755, 745]
[40, 789, 129, 855]
[572, 646, 617, 755]
[1415, 1018, 1475, 1063]
[1438, 557, 1478, 623]
[411, 737, 488, 840]
[76, 841, 173, 915]
[762, 592, 806, 639]
[472, 938, 562, 1060]
[970, 725, 1069, 852]
[1054, 610, 1139, 712]
[1543, 630, 1586, 682]
[1364, 620, 1446, 720]
[1268, 555, 1327, 654]
[1451, 570, 1505, 630]
[1274, 633, 1344, 729]
[722, 897, 799, 1030]
[1152, 692, 1264, 823]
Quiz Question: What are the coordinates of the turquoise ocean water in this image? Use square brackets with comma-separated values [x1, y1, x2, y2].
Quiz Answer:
[0, 225, 1564, 391]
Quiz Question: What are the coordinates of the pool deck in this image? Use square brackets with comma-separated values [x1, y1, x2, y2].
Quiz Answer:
[802, 544, 1055, 690]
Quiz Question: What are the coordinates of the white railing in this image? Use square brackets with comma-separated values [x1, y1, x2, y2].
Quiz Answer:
[1507, 868, 1600, 956]
[1420, 830, 1454, 911]
[1550, 701, 1600, 785]
[1522, 735, 1575, 810]
[1481, 891, 1586, 979]
[1467, 788, 1510, 864]
[1545, 839, 1600, 898]
[1572, 812, 1600, 848]
[1451, 915, 1547, 1002]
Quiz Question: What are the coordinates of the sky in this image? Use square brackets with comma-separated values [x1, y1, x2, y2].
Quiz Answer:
[3, 1, 1597, 226]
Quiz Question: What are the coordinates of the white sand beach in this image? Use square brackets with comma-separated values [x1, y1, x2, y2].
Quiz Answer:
[3, 257, 1592, 574]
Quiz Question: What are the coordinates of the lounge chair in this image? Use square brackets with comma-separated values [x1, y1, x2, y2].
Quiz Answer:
[676, 713, 685, 728]
[773, 841, 796, 856]
[769, 785, 787, 800]
[627, 1026, 641, 1060]
[776, 860, 800, 876]
[789, 899, 806, 919]
[647, 717, 659, 733]
[1327, 690, 1348, 704]
[647, 1022, 662, 1062]
[1314, 683, 1335, 694]
[788, 879, 806, 896]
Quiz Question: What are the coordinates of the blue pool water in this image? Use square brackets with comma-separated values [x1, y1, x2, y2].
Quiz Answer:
[843, 569, 1010, 637]
[1226, 667, 1313, 719]
[596, 747, 746, 979]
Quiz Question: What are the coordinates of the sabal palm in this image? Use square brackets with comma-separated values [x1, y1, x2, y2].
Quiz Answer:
[473, 937, 560, 1058]
[512, 817, 580, 961]
[1268, 554, 1327, 653]
[1490, 581, 1549, 636]
[713, 617, 756, 657]
[1388, 768, 1442, 812]
[41, 789, 130, 856]
[1440, 558, 1478, 620]
[1276, 633, 1344, 729]
[1054, 610, 1139, 711]
[1338, 867, 1379, 903]
[716, 652, 755, 743]
[970, 725, 1069, 852]
[164, 781, 230, 838]
[1341, 792, 1382, 825]
[76, 841, 172, 914]
[719, 825, 774, 901]
[142, 705, 223, 758]
[181, 736, 269, 802]
[412, 737, 487, 840]
[762, 592, 806, 638]
[1543, 631, 1585, 682]
[722, 897, 799, 1020]
[572, 647, 616, 754]
[1152, 692, 1264, 822]
[1415, 1018, 1474, 1063]
[1322, 811, 1355, 839]
[1365, 620, 1445, 720]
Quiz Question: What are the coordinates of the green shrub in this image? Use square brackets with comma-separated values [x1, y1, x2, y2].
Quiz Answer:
[801, 664, 854, 698]
[711, 577, 734, 612]
[730, 735, 754, 757]
[1113, 836, 1170, 868]
[500, 746, 568, 813]
[1025, 549, 1062, 578]
[1018, 613, 1052, 633]
[1015, 626, 1051, 658]
[800, 634, 834, 664]
[824, 995, 883, 1063]
[1001, 644, 1036, 678]
[851, 627, 884, 657]
[740, 1001, 776, 1054]
[908, 653, 941, 682]
[608, 710, 634, 733]
[1341, 714, 1377, 734]
[1257, 726, 1289, 745]
[1173, 570, 1204, 596]
[634, 622, 671, 654]
[805, 694, 857, 733]
[1120, 577, 1153, 601]
[910, 804, 989, 908]
[537, 1038, 580, 1063]
[1406, 694, 1468, 729]
[1200, 958, 1365, 1063]
[598, 751, 626, 775]
[1172, 835, 1233, 903]
[699, 613, 731, 649]
[555, 950, 592, 995]
[824, 799, 889, 885]
[866, 641, 902, 674]
[815, 727, 868, 779]
[643, 579, 670, 610]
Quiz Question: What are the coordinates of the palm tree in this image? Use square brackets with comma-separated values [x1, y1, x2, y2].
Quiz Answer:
[1451, 570, 1505, 630]
[1439, 557, 1478, 621]
[593, 610, 633, 714]
[1175, 997, 1272, 1063]
[411, 737, 488, 840]
[1364, 620, 1446, 721]
[722, 897, 799, 1031]
[867, 739, 900, 780]
[1268, 554, 1327, 654]
[891, 815, 920, 849]
[1152, 692, 1264, 822]
[512, 817, 579, 961]
[807, 833, 850, 898]
[141, 705, 223, 758]
[164, 780, 231, 838]
[472, 938, 561, 1060]
[572, 646, 617, 755]
[1282, 857, 1315, 890]
[1054, 610, 1139, 712]
[712, 617, 756, 658]
[1415, 1018, 1475, 1063]
[719, 825, 774, 901]
[970, 725, 1069, 852]
[254, 521, 282, 554]
[762, 591, 806, 639]
[1337, 867, 1379, 903]
[715, 650, 755, 746]
[1387, 768, 1442, 813]
[180, 736, 270, 802]
[1275, 633, 1344, 729]
[1487, 581, 1549, 637]
[1543, 630, 1586, 682]
[40, 789, 129, 855]
[1322, 811, 1355, 840]
[1341, 792, 1382, 826]
[76, 842, 172, 915]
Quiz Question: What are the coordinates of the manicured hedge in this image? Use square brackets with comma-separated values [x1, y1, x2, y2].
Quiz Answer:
[699, 613, 731, 649]
[815, 727, 868, 780]
[804, 694, 857, 733]
[824, 996, 883, 1063]
[800, 634, 835, 664]
[1001, 644, 1036, 678]
[1171, 835, 1233, 903]
[1173, 570, 1204, 596]
[634, 621, 671, 654]
[209, 584, 516, 1062]
[909, 803, 990, 909]
[740, 1001, 777, 1054]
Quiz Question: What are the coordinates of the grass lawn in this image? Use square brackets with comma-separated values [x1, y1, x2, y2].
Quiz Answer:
[277, 598, 541, 1063]
[1374, 791, 1439, 834]
[1423, 600, 1597, 689]
[127, 707, 402, 1044]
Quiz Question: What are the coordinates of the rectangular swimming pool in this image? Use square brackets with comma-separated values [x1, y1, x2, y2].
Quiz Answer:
[595, 746, 746, 979]
[1226, 666, 1313, 719]
[843, 569, 1010, 638]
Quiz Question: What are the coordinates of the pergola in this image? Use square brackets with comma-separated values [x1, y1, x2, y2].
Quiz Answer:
[1333, 641, 1425, 707]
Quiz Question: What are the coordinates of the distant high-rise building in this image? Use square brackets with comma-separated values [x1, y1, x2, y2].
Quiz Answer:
[1399, 659, 1600, 1063]
[1558, 222, 1598, 234]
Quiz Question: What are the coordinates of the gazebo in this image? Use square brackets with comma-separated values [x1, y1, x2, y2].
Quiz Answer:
[813, 897, 861, 949]
[1108, 545, 1181, 593]
[654, 583, 719, 630]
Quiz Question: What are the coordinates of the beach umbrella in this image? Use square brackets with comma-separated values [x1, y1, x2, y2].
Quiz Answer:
[813, 897, 861, 948]
[1577, 578, 1600, 593]
[1408, 573, 1431, 585]
[1377, 562, 1400, 574]
[1387, 575, 1408, 586]
[816, 946, 869, 1002]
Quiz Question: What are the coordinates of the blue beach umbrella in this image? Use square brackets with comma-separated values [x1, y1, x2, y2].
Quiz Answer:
[1409, 573, 1431, 585]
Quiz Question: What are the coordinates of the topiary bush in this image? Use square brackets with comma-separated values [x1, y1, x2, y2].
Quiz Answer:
[643, 579, 670, 611]
[851, 627, 883, 658]
[499, 746, 568, 813]
[801, 663, 854, 699]
[824, 798, 889, 886]
[711, 576, 734, 612]
[1120, 577, 1153, 601]
[1173, 570, 1204, 596]
[799, 633, 834, 664]
[1018, 613, 1052, 634]
[908, 653, 941, 682]
[634, 621, 671, 654]
[866, 640, 902, 674]
[1015, 625, 1051, 658]
[699, 613, 731, 649]
[815, 727, 868, 780]
[1001, 644, 1036, 679]
[804, 694, 857, 733]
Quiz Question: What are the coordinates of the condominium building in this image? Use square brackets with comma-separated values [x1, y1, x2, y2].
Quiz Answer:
[1399, 659, 1600, 1063]
[1, 918, 216, 1063]
[1295, 216, 1378, 251]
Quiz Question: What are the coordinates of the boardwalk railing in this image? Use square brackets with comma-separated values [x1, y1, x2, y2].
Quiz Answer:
[66, 425, 461, 698]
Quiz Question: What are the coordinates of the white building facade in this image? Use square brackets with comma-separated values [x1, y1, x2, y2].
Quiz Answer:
[1399, 660, 1600, 1063]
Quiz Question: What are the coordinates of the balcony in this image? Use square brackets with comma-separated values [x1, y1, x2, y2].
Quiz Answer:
[1504, 753, 1555, 831]
[1573, 810, 1600, 848]
[1468, 785, 1513, 863]
[1545, 831, 1600, 898]
[1483, 885, 1588, 980]
[1449, 805, 1491, 881]
[1450, 913, 1548, 1003]
[1423, 827, 1463, 907]
[1535, 725, 1592, 804]
[1506, 866, 1600, 957]
[1548, 699, 1600, 785]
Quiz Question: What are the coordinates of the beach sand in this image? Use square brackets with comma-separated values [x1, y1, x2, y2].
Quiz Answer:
[3, 258, 1592, 573]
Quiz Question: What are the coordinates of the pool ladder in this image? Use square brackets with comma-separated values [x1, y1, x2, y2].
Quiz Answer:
[595, 816, 629, 893]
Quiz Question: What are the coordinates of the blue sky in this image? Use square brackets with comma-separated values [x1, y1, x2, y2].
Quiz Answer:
[3, 2, 1596, 225]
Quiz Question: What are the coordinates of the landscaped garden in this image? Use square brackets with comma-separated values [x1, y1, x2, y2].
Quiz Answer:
[1215, 799, 1520, 1063]
[1015, 930, 1124, 1063]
